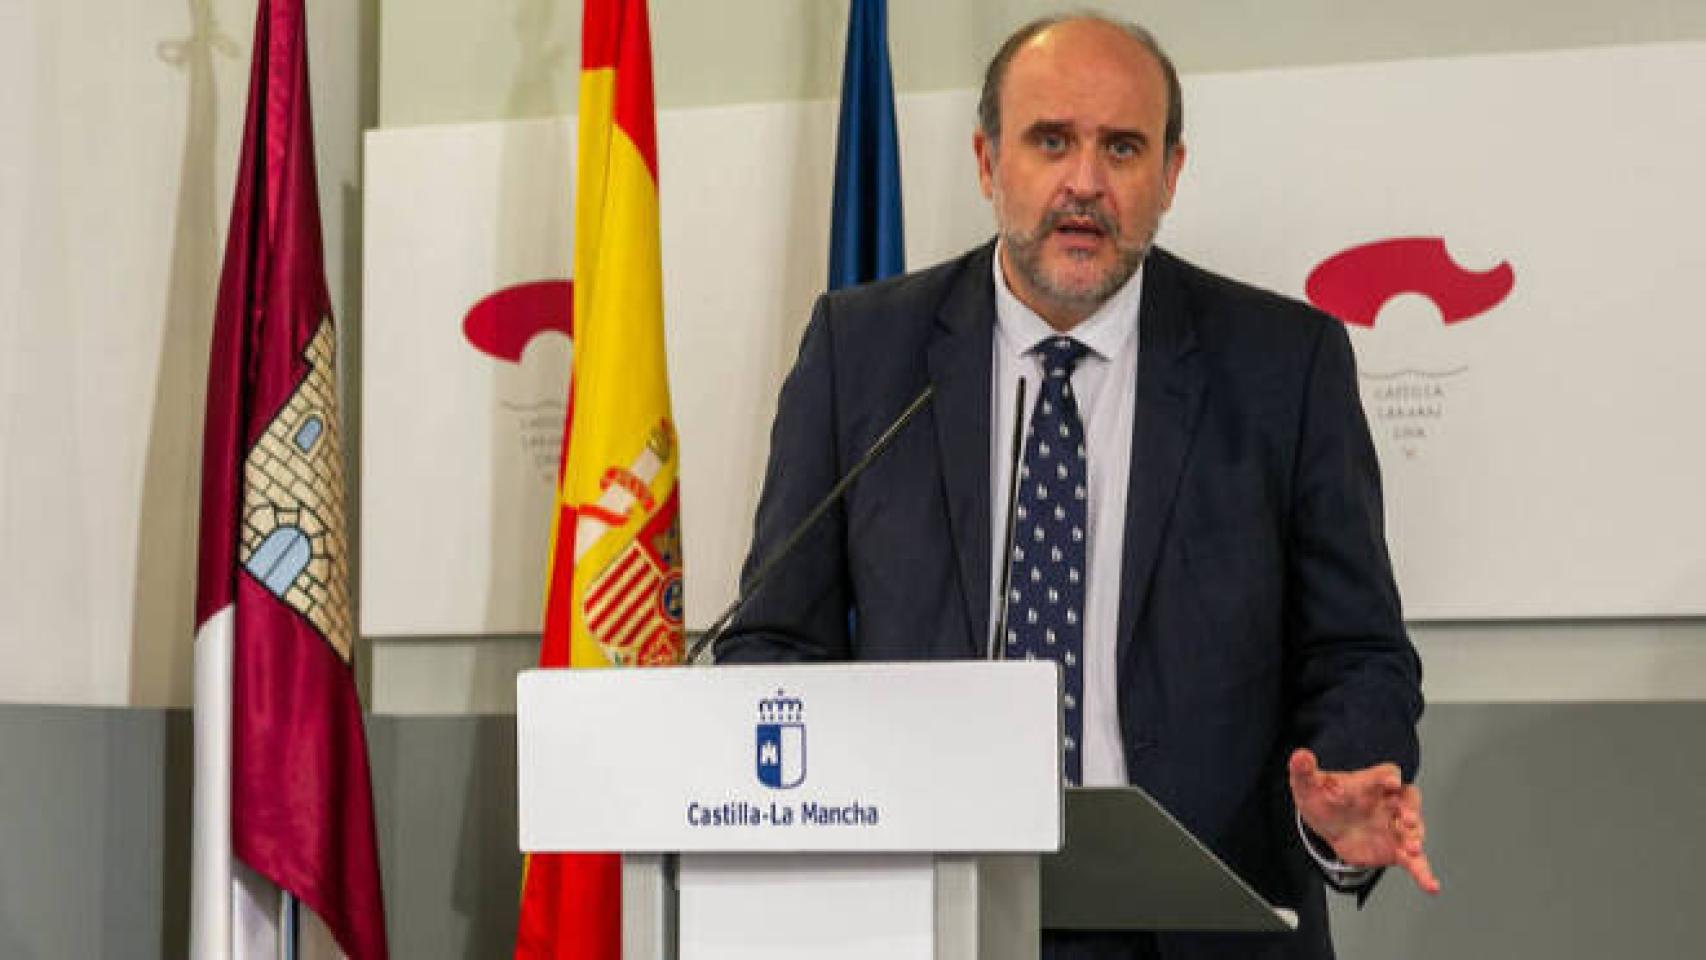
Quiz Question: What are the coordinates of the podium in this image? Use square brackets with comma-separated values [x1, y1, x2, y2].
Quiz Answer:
[517, 662, 1295, 959]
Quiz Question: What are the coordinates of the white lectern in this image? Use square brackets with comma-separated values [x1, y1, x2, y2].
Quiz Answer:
[518, 662, 1060, 960]
[517, 661, 1295, 959]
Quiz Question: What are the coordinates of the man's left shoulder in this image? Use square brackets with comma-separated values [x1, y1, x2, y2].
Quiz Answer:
[1151, 246, 1341, 352]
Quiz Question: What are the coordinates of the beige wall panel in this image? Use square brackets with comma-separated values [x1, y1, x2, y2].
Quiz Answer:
[380, 0, 1706, 126]
[0, 0, 366, 708]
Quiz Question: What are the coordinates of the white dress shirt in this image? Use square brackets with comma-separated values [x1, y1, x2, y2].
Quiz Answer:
[985, 247, 1142, 788]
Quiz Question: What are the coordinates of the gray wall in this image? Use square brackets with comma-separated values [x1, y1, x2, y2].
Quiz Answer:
[5, 702, 1703, 958]
[0, 707, 191, 959]
[1329, 703, 1706, 958]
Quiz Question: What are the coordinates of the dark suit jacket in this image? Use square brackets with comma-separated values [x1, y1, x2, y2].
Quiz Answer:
[717, 242, 1423, 959]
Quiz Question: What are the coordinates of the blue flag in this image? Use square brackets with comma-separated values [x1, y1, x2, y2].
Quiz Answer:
[828, 0, 904, 290]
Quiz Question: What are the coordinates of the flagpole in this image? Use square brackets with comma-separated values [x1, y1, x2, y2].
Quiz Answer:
[280, 892, 299, 960]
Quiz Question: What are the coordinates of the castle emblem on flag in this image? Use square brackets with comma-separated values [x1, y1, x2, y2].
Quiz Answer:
[755, 689, 807, 790]
[237, 319, 353, 662]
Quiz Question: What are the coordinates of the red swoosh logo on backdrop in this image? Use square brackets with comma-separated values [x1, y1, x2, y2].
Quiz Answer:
[463, 280, 574, 362]
[1305, 237, 1514, 327]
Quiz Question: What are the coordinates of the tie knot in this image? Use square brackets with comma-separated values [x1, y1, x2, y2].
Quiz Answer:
[1037, 336, 1089, 380]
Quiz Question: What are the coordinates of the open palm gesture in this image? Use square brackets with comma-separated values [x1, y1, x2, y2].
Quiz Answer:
[1288, 748, 1440, 894]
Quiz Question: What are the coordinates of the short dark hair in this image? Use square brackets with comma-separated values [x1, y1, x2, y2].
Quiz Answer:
[977, 13, 1183, 151]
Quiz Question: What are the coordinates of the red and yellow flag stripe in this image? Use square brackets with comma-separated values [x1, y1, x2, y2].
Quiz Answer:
[517, 1, 681, 956]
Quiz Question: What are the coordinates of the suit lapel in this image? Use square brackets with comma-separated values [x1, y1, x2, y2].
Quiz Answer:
[927, 243, 997, 657]
[1116, 249, 1206, 664]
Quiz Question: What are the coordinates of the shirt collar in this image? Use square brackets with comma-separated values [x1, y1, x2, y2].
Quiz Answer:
[991, 240, 1145, 363]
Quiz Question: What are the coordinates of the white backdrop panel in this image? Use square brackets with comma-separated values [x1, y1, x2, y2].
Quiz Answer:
[1166, 42, 1706, 617]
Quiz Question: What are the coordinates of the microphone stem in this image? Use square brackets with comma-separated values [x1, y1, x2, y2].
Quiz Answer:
[687, 384, 936, 663]
[989, 378, 1028, 660]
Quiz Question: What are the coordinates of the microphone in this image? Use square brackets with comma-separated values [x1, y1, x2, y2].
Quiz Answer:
[684, 384, 936, 664]
[988, 378, 1028, 660]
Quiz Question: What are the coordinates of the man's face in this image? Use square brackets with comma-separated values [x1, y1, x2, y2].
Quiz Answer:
[975, 20, 1186, 329]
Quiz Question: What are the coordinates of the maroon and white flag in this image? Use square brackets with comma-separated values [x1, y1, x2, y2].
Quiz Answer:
[192, 2, 387, 957]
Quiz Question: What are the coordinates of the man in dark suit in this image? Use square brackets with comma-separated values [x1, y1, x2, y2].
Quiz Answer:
[716, 13, 1435, 958]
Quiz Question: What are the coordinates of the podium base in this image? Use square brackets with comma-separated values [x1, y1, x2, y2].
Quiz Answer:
[679, 853, 935, 960]
[935, 854, 1040, 960]
[623, 853, 1041, 960]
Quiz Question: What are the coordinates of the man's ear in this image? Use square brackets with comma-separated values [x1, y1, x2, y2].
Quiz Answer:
[1161, 141, 1186, 211]
[974, 128, 996, 200]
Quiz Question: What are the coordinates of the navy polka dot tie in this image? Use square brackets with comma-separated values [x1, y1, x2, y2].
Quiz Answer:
[1005, 336, 1090, 786]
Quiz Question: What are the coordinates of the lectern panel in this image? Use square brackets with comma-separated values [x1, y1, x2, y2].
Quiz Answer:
[517, 661, 1062, 853]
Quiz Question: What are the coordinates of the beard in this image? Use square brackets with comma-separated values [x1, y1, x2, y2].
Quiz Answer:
[1000, 198, 1154, 315]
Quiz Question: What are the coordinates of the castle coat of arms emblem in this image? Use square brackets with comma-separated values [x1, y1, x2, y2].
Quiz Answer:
[755, 690, 806, 790]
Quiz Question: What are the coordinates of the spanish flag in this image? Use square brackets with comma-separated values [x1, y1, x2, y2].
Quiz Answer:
[515, 0, 683, 956]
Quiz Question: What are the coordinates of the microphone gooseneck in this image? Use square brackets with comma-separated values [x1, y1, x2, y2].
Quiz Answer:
[989, 378, 1028, 660]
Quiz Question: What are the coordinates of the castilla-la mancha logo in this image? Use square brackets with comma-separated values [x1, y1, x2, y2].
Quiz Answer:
[462, 279, 574, 483]
[1306, 236, 1515, 460]
[755, 690, 807, 790]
